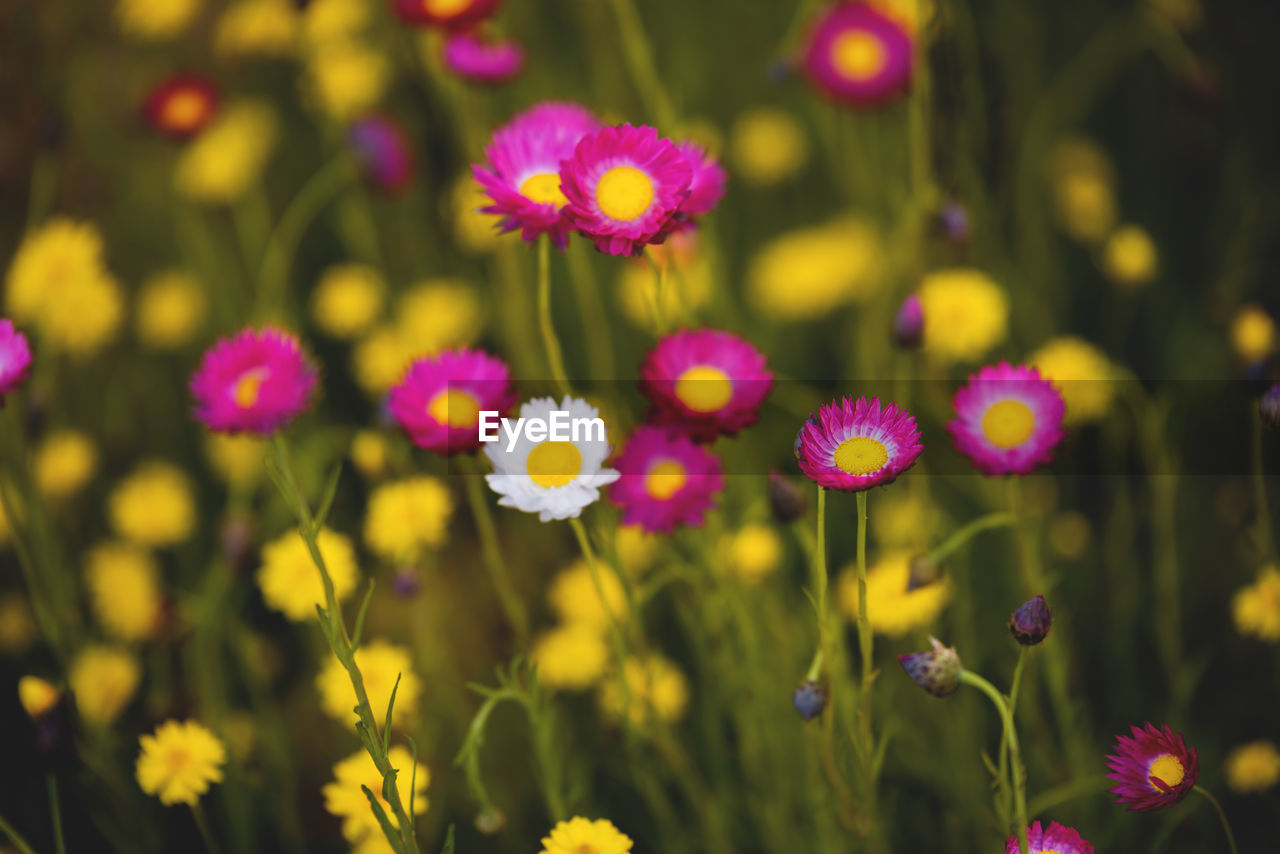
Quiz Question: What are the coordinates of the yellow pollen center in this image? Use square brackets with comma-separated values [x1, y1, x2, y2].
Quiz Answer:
[645, 460, 688, 500]
[163, 91, 206, 130]
[981, 400, 1035, 449]
[165, 747, 191, 775]
[233, 368, 268, 408]
[526, 441, 582, 489]
[1148, 754, 1186, 790]
[573, 846, 597, 854]
[674, 365, 733, 413]
[595, 166, 654, 221]
[831, 29, 887, 81]
[519, 172, 568, 207]
[833, 436, 888, 476]
[427, 389, 481, 428]
[423, 0, 469, 15]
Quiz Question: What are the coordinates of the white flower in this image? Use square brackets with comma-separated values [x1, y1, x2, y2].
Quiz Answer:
[484, 396, 619, 522]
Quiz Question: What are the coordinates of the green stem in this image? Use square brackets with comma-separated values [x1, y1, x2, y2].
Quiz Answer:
[998, 647, 1029, 819]
[45, 776, 64, 854]
[1192, 785, 1239, 854]
[1025, 775, 1112, 818]
[604, 0, 677, 128]
[535, 240, 572, 398]
[855, 490, 874, 760]
[566, 241, 616, 382]
[191, 803, 222, 854]
[462, 466, 529, 646]
[568, 517, 632, 717]
[928, 512, 1015, 565]
[0, 813, 38, 854]
[960, 670, 1029, 854]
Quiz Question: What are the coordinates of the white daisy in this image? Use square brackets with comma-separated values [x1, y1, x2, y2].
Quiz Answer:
[484, 396, 619, 522]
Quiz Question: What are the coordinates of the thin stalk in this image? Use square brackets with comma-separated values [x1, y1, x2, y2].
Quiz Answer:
[191, 804, 222, 854]
[46, 776, 65, 854]
[568, 517, 632, 717]
[1192, 785, 1239, 854]
[928, 512, 1015, 565]
[462, 466, 529, 646]
[535, 240, 572, 397]
[855, 491, 874, 760]
[604, 0, 677, 128]
[0, 814, 38, 854]
[998, 647, 1029, 819]
[565, 241, 616, 382]
[959, 670, 1028, 854]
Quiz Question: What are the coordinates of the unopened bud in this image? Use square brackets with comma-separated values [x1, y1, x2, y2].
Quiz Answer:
[1009, 594, 1053, 646]
[768, 468, 807, 523]
[898, 637, 961, 698]
[792, 680, 827, 721]
[1261, 384, 1280, 431]
[892, 294, 924, 350]
[906, 554, 942, 591]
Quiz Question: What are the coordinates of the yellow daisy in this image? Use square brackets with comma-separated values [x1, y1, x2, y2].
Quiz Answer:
[836, 551, 951, 638]
[539, 817, 633, 854]
[136, 720, 227, 806]
[918, 268, 1009, 363]
[317, 639, 420, 730]
[85, 542, 163, 642]
[363, 477, 454, 564]
[69, 645, 141, 727]
[530, 624, 610, 691]
[256, 527, 359, 621]
[33, 430, 98, 499]
[323, 745, 429, 849]
[109, 461, 195, 547]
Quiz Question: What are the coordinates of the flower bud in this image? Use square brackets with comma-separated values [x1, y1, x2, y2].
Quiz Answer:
[792, 680, 827, 721]
[475, 807, 506, 835]
[768, 468, 807, 523]
[906, 553, 942, 591]
[1009, 594, 1053, 645]
[898, 637, 961, 698]
[347, 115, 415, 194]
[1261, 384, 1280, 431]
[892, 294, 924, 350]
[393, 569, 422, 598]
[18, 676, 77, 770]
[937, 201, 971, 244]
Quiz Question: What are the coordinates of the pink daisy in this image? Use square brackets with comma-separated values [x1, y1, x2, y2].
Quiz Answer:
[610, 426, 724, 533]
[1106, 723, 1199, 812]
[796, 396, 922, 491]
[0, 319, 33, 403]
[190, 327, 317, 435]
[347, 115, 414, 193]
[393, 0, 501, 30]
[675, 140, 727, 219]
[472, 102, 602, 248]
[560, 124, 693, 257]
[388, 348, 518, 456]
[638, 328, 772, 442]
[802, 2, 913, 107]
[142, 73, 220, 140]
[947, 363, 1066, 476]
[444, 32, 525, 84]
[1005, 821, 1094, 854]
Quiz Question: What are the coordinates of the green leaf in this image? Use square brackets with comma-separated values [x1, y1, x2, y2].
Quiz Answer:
[439, 825, 456, 854]
[360, 784, 406, 854]
[352, 579, 377, 649]
[382, 673, 402, 754]
[264, 455, 305, 522]
[314, 461, 344, 529]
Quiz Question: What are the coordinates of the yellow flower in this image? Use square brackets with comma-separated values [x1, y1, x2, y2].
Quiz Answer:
[748, 217, 881, 321]
[18, 675, 60, 719]
[530, 624, 610, 691]
[349, 430, 388, 479]
[1232, 566, 1280, 642]
[353, 325, 418, 395]
[303, 0, 370, 44]
[729, 108, 808, 186]
[176, 101, 278, 204]
[869, 491, 935, 548]
[450, 174, 510, 254]
[215, 0, 299, 58]
[1048, 138, 1116, 244]
[136, 271, 206, 350]
[116, 0, 201, 40]
[1229, 304, 1275, 364]
[317, 640, 420, 729]
[69, 645, 141, 727]
[43, 274, 125, 357]
[306, 40, 390, 121]
[1224, 741, 1280, 794]
[720, 523, 782, 585]
[601, 654, 689, 726]
[1100, 225, 1157, 289]
[109, 461, 195, 547]
[135, 720, 227, 806]
[395, 280, 483, 354]
[205, 434, 267, 486]
[616, 252, 712, 333]
[312, 265, 385, 340]
[548, 560, 628, 629]
[0, 593, 37, 655]
[837, 551, 951, 638]
[85, 542, 163, 642]
[257, 527, 359, 621]
[539, 817, 633, 854]
[918, 268, 1009, 363]
[614, 524, 659, 577]
[323, 745, 429, 849]
[363, 477, 453, 564]
[1029, 336, 1116, 424]
[33, 431, 97, 499]
[1047, 511, 1092, 560]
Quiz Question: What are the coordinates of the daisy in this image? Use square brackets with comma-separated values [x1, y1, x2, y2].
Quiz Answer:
[796, 396, 923, 491]
[142, 73, 220, 139]
[639, 328, 773, 442]
[443, 31, 525, 84]
[610, 426, 724, 533]
[484, 396, 619, 522]
[560, 124, 693, 256]
[802, 2, 913, 107]
[947, 363, 1067, 476]
[539, 817, 633, 854]
[393, 0, 501, 29]
[674, 140, 727, 220]
[1106, 723, 1199, 811]
[389, 348, 518, 456]
[472, 102, 602, 248]
[1005, 821, 1094, 854]
[0, 319, 33, 402]
[347, 114, 414, 193]
[135, 720, 226, 806]
[190, 327, 317, 435]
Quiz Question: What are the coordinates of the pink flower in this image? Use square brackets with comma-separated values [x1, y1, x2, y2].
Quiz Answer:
[142, 73, 220, 140]
[639, 328, 772, 442]
[347, 115, 414, 193]
[560, 124, 692, 256]
[796, 396, 922, 491]
[675, 140, 726, 219]
[190, 327, 317, 435]
[947, 363, 1066, 476]
[1004, 821, 1094, 854]
[472, 102, 602, 248]
[389, 348, 518, 455]
[802, 3, 913, 107]
[610, 426, 723, 533]
[394, 0, 501, 30]
[0, 319, 33, 403]
[1106, 723, 1199, 812]
[444, 32, 524, 84]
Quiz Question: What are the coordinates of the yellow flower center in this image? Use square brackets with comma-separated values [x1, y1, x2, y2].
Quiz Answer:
[595, 166, 654, 221]
[674, 365, 732, 413]
[427, 389, 481, 428]
[833, 436, 888, 476]
[519, 172, 568, 207]
[981, 400, 1035, 449]
[165, 746, 192, 775]
[831, 29, 887, 81]
[573, 846, 598, 854]
[526, 441, 582, 489]
[1148, 753, 1186, 790]
[645, 460, 687, 500]
[422, 0, 470, 15]
[163, 91, 206, 130]
[233, 368, 268, 408]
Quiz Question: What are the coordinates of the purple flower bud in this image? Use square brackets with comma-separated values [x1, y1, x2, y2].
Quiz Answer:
[219, 515, 255, 575]
[1261, 384, 1280, 430]
[768, 468, 807, 523]
[347, 115, 414, 194]
[1009, 594, 1053, 646]
[938, 201, 971, 244]
[892, 294, 924, 350]
[392, 569, 422, 598]
[898, 637, 961, 698]
[792, 680, 827, 721]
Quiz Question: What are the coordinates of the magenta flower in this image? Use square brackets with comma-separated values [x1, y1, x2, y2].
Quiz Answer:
[947, 363, 1066, 476]
[796, 396, 922, 491]
[1004, 821, 1094, 854]
[1106, 723, 1199, 811]
[560, 124, 693, 256]
[142, 73, 220, 140]
[394, 0, 500, 29]
[388, 348, 517, 456]
[0, 319, 33, 403]
[347, 115, 414, 193]
[472, 101, 602, 248]
[610, 426, 724, 533]
[639, 328, 772, 442]
[802, 2, 913, 107]
[674, 140, 726, 219]
[190, 327, 317, 435]
[444, 32, 525, 84]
